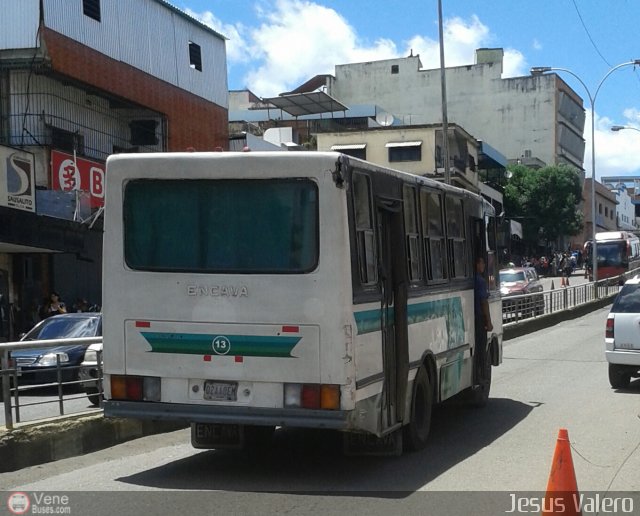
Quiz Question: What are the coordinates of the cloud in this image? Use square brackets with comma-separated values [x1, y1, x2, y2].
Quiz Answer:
[405, 17, 526, 78]
[502, 48, 527, 77]
[403, 15, 489, 69]
[244, 0, 398, 95]
[184, 8, 252, 64]
[586, 108, 640, 178]
[190, 2, 517, 96]
[533, 39, 542, 51]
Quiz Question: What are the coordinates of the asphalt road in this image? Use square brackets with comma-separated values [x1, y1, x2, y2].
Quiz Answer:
[1, 307, 638, 516]
[538, 267, 589, 291]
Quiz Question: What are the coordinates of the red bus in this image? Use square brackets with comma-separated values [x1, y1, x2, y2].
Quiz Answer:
[584, 231, 640, 280]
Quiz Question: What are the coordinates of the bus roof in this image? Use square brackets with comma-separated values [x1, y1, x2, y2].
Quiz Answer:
[106, 150, 490, 209]
[595, 231, 638, 242]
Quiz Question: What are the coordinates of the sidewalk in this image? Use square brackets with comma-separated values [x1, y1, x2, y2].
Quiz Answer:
[0, 412, 186, 472]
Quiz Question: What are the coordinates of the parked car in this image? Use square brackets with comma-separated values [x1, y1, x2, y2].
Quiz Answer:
[605, 277, 640, 389]
[499, 267, 544, 318]
[79, 341, 103, 406]
[12, 313, 102, 386]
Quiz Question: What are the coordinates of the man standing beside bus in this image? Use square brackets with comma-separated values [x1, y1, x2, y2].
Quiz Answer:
[474, 256, 493, 385]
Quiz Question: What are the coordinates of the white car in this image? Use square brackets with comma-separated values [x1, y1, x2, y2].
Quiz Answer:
[605, 277, 640, 389]
[79, 341, 103, 406]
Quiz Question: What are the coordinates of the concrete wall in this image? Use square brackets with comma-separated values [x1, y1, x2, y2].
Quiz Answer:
[318, 127, 436, 176]
[41, 28, 228, 152]
[317, 125, 479, 188]
[327, 54, 584, 171]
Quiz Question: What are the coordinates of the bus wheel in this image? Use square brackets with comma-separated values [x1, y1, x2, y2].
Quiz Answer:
[608, 364, 631, 389]
[403, 366, 433, 452]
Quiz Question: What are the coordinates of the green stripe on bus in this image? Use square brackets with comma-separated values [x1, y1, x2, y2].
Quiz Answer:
[141, 332, 302, 357]
[354, 297, 466, 348]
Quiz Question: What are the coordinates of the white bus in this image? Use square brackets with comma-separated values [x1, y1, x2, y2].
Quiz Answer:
[102, 151, 502, 454]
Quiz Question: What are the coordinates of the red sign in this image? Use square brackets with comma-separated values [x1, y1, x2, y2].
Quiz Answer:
[51, 150, 105, 207]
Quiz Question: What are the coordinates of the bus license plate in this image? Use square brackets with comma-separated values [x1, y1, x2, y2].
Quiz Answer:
[203, 380, 238, 401]
[192, 423, 243, 449]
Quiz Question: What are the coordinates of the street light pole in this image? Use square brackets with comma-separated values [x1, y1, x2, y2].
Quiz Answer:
[530, 60, 640, 285]
[437, 0, 450, 184]
[611, 125, 640, 133]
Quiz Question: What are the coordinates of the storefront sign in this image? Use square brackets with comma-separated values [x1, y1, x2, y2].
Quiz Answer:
[0, 145, 36, 212]
[51, 150, 105, 207]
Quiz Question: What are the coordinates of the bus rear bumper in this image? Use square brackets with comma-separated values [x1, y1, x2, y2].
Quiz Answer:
[104, 400, 351, 430]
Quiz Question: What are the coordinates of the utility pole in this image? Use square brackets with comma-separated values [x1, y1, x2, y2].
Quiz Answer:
[437, 0, 450, 184]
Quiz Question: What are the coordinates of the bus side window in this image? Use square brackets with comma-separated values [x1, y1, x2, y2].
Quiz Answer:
[445, 196, 467, 279]
[403, 185, 422, 282]
[353, 173, 377, 285]
[420, 189, 447, 282]
[486, 215, 498, 291]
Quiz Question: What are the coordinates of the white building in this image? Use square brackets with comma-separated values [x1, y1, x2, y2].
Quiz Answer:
[606, 186, 636, 231]
[320, 48, 585, 174]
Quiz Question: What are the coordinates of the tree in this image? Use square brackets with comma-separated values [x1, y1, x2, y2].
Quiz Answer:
[503, 164, 584, 250]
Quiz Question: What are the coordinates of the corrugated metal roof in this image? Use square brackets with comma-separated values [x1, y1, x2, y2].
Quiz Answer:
[153, 0, 227, 40]
[263, 91, 348, 117]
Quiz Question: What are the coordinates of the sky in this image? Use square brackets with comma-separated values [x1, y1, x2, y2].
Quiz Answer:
[174, 0, 640, 180]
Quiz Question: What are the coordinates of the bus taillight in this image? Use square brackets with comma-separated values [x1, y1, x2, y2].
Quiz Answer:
[301, 384, 321, 408]
[284, 383, 340, 410]
[111, 375, 161, 401]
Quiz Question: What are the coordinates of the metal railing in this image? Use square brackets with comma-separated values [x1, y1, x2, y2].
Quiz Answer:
[1, 337, 102, 429]
[502, 269, 635, 325]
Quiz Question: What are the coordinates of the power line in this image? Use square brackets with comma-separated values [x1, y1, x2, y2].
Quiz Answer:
[570, 0, 612, 68]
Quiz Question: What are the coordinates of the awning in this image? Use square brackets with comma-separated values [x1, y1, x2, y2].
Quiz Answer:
[510, 220, 523, 239]
[478, 140, 507, 168]
[263, 91, 348, 117]
[385, 141, 422, 148]
[330, 144, 367, 150]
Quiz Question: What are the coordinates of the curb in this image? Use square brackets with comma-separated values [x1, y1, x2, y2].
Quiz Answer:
[0, 412, 187, 473]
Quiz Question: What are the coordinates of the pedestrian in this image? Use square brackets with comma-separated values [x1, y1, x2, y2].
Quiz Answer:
[474, 256, 493, 387]
[72, 298, 89, 313]
[39, 291, 67, 319]
[560, 253, 572, 287]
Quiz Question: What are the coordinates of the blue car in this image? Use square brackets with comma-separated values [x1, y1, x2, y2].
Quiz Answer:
[12, 313, 102, 385]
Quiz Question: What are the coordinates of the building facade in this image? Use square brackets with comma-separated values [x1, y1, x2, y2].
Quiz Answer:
[602, 176, 640, 231]
[0, 0, 229, 339]
[316, 123, 481, 192]
[611, 186, 636, 231]
[323, 49, 585, 174]
[580, 178, 618, 247]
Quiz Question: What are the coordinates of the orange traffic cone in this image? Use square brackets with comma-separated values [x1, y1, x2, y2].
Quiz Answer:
[550, 280, 555, 290]
[541, 428, 581, 515]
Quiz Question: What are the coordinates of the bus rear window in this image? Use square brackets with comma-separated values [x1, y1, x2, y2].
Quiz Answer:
[124, 179, 318, 273]
[597, 242, 625, 266]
